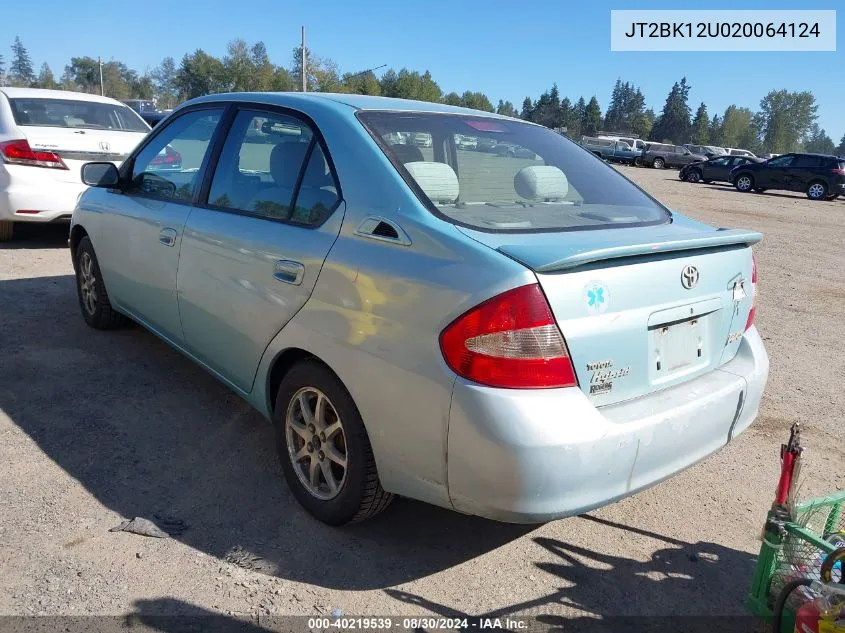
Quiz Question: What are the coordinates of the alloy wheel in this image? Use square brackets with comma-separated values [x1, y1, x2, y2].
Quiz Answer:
[808, 183, 826, 199]
[737, 176, 752, 191]
[78, 252, 97, 315]
[285, 387, 348, 500]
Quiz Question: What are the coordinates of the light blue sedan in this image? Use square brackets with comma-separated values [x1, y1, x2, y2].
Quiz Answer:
[70, 93, 768, 525]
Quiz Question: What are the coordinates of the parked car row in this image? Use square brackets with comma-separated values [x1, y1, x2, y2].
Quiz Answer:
[679, 152, 845, 200]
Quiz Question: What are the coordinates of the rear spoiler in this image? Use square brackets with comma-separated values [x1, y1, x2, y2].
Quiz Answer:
[497, 228, 762, 273]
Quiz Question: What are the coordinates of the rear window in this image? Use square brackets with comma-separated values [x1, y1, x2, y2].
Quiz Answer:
[9, 97, 149, 133]
[358, 112, 669, 232]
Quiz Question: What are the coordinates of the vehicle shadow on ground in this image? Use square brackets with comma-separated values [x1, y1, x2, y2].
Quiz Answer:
[0, 274, 531, 591]
[0, 223, 69, 249]
[385, 514, 759, 629]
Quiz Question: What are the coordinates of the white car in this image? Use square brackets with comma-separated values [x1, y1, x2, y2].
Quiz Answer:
[0, 88, 149, 241]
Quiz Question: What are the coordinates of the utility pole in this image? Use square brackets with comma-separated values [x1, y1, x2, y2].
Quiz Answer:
[98, 57, 104, 96]
[300, 26, 306, 93]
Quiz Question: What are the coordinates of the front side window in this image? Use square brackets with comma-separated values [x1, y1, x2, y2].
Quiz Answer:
[128, 108, 224, 202]
[207, 110, 339, 225]
[9, 98, 149, 133]
[710, 157, 729, 166]
[359, 111, 670, 232]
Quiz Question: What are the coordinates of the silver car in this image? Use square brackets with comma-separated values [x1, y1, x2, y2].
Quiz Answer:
[70, 93, 768, 525]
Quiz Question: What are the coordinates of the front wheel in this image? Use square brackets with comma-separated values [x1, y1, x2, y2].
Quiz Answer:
[74, 236, 126, 329]
[735, 174, 754, 192]
[274, 360, 393, 525]
[806, 181, 827, 200]
[652, 157, 665, 169]
[686, 169, 702, 183]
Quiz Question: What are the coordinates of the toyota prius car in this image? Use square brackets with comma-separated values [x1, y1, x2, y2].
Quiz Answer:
[69, 93, 768, 525]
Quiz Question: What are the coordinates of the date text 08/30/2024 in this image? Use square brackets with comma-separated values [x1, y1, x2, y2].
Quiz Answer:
[307, 617, 528, 630]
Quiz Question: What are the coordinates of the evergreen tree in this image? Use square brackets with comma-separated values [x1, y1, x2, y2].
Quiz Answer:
[582, 96, 602, 137]
[0, 54, 5, 86]
[837, 134, 845, 157]
[495, 100, 517, 117]
[691, 103, 710, 145]
[520, 97, 533, 120]
[708, 114, 722, 146]
[9, 36, 35, 86]
[36, 63, 57, 89]
[804, 124, 835, 155]
[651, 77, 692, 143]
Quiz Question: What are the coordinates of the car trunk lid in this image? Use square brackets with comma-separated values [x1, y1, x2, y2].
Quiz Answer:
[20, 126, 146, 184]
[457, 217, 760, 406]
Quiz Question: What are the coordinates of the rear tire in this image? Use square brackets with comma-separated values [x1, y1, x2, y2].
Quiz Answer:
[735, 174, 754, 193]
[652, 157, 665, 169]
[753, 188, 767, 193]
[0, 220, 13, 242]
[74, 236, 126, 329]
[633, 157, 643, 167]
[273, 360, 393, 525]
[806, 181, 827, 200]
[825, 193, 840, 201]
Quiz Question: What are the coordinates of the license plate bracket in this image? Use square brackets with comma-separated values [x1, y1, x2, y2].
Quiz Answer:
[652, 317, 706, 375]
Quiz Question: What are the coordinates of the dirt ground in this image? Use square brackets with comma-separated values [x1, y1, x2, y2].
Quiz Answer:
[0, 165, 843, 625]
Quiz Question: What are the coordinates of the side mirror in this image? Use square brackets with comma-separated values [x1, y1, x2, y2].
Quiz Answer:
[81, 162, 120, 188]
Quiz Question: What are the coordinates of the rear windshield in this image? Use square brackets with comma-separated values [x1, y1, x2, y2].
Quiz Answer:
[9, 98, 149, 133]
[358, 111, 669, 232]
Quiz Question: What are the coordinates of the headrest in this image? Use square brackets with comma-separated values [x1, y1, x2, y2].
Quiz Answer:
[514, 166, 568, 201]
[270, 142, 309, 187]
[390, 144, 424, 164]
[404, 161, 459, 204]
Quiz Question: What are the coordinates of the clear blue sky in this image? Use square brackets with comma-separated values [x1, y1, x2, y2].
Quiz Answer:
[2, 0, 843, 142]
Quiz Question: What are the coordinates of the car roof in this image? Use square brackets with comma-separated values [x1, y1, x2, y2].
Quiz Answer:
[183, 91, 530, 122]
[0, 87, 129, 106]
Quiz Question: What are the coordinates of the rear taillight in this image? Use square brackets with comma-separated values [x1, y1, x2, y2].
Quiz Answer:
[745, 254, 757, 331]
[831, 168, 845, 176]
[150, 145, 182, 167]
[0, 139, 67, 170]
[439, 284, 578, 389]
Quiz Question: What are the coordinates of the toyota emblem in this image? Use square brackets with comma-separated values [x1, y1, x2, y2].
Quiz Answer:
[681, 265, 699, 289]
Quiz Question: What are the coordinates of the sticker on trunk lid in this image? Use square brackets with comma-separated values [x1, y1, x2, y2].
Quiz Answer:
[583, 281, 610, 314]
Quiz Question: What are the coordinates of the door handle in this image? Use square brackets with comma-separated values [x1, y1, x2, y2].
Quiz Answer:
[273, 259, 304, 285]
[159, 227, 177, 247]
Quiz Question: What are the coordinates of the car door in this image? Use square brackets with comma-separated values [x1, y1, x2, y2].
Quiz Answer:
[704, 156, 730, 181]
[96, 106, 226, 343]
[760, 154, 795, 189]
[788, 154, 820, 192]
[176, 107, 344, 393]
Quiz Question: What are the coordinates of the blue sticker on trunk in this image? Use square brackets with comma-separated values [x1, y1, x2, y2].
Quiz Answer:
[583, 281, 610, 314]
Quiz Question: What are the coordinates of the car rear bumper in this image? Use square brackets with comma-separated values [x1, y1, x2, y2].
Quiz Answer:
[446, 327, 768, 523]
[0, 165, 87, 222]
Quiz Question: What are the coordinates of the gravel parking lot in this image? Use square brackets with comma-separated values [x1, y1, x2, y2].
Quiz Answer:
[0, 165, 842, 624]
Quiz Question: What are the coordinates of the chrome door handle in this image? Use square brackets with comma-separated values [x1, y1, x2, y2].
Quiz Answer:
[273, 259, 304, 285]
[159, 227, 177, 247]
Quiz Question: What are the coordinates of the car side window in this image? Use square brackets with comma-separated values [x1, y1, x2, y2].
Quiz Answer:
[207, 110, 338, 225]
[793, 155, 821, 169]
[711, 157, 729, 166]
[127, 108, 224, 202]
[768, 155, 794, 168]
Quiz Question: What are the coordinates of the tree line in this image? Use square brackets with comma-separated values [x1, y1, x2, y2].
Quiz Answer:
[2, 35, 842, 156]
